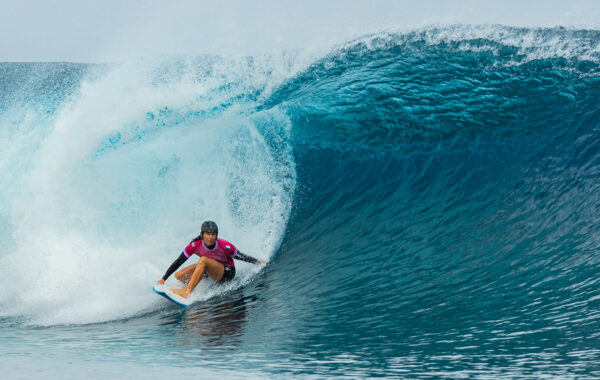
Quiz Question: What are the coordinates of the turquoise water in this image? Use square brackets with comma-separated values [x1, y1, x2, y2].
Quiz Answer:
[1, 26, 600, 378]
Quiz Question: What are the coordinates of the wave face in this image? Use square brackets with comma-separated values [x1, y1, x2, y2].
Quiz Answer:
[1, 26, 600, 376]
[259, 26, 600, 376]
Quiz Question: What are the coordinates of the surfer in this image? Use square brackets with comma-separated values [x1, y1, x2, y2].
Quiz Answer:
[156, 221, 265, 298]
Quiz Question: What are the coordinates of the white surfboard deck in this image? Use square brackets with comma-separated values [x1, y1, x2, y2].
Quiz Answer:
[153, 284, 192, 307]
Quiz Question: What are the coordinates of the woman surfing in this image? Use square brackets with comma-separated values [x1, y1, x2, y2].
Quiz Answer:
[157, 221, 265, 298]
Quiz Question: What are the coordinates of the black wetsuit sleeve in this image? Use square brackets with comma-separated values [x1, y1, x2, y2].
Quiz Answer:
[235, 251, 259, 264]
[162, 252, 188, 280]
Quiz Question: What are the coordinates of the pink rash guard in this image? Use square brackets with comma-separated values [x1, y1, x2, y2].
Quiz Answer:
[182, 238, 238, 268]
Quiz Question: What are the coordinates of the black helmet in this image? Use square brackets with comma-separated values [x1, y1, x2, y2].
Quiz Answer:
[201, 221, 218, 236]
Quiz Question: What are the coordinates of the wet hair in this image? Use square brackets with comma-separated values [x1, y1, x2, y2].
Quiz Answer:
[190, 233, 203, 243]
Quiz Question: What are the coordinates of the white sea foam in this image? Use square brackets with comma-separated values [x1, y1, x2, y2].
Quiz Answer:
[0, 57, 298, 325]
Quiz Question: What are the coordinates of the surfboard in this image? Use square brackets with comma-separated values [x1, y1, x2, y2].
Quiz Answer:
[152, 284, 191, 307]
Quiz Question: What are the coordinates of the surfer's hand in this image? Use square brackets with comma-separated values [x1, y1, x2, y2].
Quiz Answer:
[257, 260, 267, 265]
[156, 279, 165, 284]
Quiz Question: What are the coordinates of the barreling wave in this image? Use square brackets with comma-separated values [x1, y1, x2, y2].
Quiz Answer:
[0, 28, 599, 377]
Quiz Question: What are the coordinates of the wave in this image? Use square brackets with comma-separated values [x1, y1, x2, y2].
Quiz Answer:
[0, 26, 599, 333]
[265, 25, 600, 357]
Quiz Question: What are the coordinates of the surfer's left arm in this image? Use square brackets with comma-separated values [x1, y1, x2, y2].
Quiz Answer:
[157, 252, 189, 284]
[235, 251, 266, 265]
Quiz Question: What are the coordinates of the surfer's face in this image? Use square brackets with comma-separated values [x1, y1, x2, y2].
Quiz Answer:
[203, 231, 217, 246]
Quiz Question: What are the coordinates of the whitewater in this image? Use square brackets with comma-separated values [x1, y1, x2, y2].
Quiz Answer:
[1, 25, 599, 378]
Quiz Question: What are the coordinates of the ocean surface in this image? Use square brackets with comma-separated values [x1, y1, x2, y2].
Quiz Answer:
[1, 26, 600, 378]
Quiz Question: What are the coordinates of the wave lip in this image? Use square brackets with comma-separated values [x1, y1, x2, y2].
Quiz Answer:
[267, 25, 600, 153]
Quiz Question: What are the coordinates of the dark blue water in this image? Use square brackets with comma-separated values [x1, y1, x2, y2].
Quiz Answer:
[1, 26, 600, 378]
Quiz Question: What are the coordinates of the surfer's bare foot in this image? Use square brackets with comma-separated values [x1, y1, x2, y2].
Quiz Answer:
[170, 288, 190, 298]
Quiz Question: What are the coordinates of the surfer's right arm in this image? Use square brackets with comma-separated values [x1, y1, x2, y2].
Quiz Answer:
[157, 252, 189, 284]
